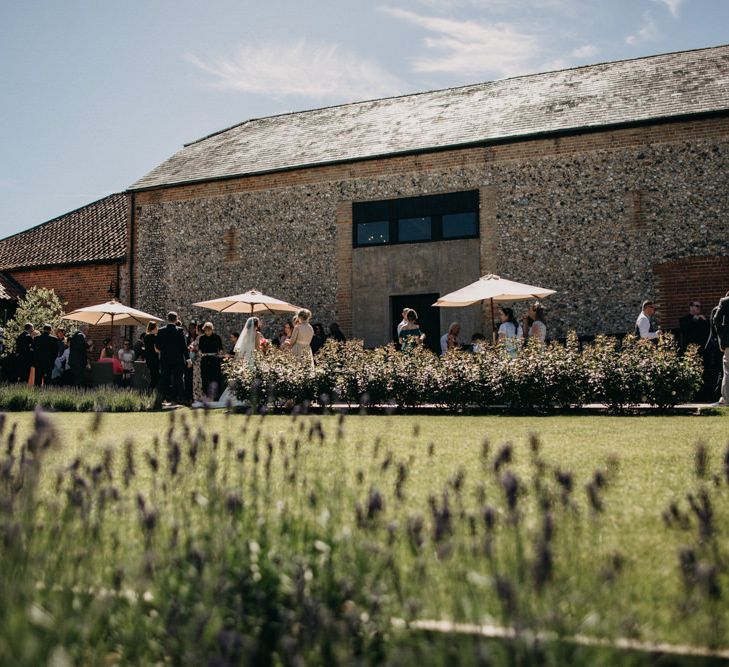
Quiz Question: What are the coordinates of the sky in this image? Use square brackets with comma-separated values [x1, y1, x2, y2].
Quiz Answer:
[1, 0, 727, 239]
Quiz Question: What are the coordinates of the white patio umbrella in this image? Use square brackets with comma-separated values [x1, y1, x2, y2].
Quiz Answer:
[192, 289, 302, 315]
[433, 274, 556, 341]
[62, 300, 163, 327]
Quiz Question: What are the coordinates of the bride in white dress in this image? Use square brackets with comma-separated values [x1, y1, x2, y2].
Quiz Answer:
[193, 316, 260, 408]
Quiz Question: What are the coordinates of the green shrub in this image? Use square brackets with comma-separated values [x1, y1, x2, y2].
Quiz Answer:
[223, 334, 701, 412]
[643, 335, 703, 408]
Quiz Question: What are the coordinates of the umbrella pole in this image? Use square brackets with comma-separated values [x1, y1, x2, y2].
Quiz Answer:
[491, 299, 496, 344]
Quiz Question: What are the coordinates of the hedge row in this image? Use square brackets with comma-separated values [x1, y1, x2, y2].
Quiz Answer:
[225, 334, 703, 412]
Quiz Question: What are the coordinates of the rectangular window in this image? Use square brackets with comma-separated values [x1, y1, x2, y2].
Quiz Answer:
[357, 220, 389, 246]
[353, 190, 478, 247]
[442, 211, 478, 239]
[398, 216, 431, 242]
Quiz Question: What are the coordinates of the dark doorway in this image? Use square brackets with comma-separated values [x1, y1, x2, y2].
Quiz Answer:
[390, 293, 441, 354]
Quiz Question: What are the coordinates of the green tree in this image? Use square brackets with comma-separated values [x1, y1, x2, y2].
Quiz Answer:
[2, 287, 76, 356]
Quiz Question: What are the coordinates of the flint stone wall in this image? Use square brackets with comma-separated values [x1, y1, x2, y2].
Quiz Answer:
[134, 126, 729, 343]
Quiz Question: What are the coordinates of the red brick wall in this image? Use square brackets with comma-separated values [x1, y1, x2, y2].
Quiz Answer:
[8, 262, 126, 351]
[654, 256, 729, 329]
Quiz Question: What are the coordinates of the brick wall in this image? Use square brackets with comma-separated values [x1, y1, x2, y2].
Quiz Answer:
[8, 262, 127, 351]
[654, 256, 729, 329]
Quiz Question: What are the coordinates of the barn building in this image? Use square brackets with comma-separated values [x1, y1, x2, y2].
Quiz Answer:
[127, 45, 728, 347]
[0, 193, 131, 348]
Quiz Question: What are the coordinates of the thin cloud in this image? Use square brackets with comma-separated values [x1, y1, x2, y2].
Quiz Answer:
[570, 44, 598, 59]
[381, 6, 545, 79]
[625, 12, 659, 45]
[651, 0, 683, 18]
[412, 0, 579, 10]
[187, 41, 402, 101]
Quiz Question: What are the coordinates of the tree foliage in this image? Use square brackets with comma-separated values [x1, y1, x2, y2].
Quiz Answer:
[2, 287, 76, 356]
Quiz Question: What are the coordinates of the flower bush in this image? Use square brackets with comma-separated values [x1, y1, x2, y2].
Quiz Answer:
[223, 334, 703, 412]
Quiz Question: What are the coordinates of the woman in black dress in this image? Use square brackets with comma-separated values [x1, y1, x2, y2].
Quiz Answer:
[198, 321, 224, 400]
[310, 323, 328, 354]
[144, 322, 160, 390]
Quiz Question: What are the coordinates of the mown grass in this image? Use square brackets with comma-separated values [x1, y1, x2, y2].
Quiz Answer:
[2, 410, 728, 665]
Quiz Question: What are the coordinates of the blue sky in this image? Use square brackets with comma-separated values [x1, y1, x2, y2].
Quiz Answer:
[1, 0, 727, 239]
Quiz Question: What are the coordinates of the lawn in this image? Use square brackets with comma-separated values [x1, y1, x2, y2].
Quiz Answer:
[2, 409, 728, 665]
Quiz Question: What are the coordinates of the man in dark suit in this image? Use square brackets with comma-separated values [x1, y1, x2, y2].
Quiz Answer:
[69, 324, 90, 387]
[679, 300, 710, 353]
[33, 324, 59, 387]
[155, 311, 188, 405]
[15, 322, 34, 383]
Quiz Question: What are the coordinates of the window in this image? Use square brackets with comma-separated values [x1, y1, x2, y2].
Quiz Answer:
[442, 212, 478, 239]
[398, 216, 432, 242]
[357, 221, 389, 245]
[353, 190, 478, 247]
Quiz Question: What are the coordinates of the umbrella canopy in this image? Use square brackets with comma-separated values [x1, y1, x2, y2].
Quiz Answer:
[62, 300, 163, 327]
[193, 289, 301, 315]
[433, 274, 556, 342]
[433, 274, 556, 307]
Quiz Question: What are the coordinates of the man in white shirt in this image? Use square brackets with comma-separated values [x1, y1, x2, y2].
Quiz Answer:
[635, 300, 661, 340]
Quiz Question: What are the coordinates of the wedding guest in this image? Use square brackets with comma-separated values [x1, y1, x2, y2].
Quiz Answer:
[439, 322, 461, 355]
[198, 321, 224, 400]
[118, 339, 136, 387]
[54, 327, 66, 356]
[15, 322, 34, 383]
[498, 307, 523, 357]
[329, 322, 346, 343]
[227, 332, 239, 356]
[186, 320, 199, 343]
[33, 324, 58, 387]
[133, 332, 146, 360]
[311, 323, 328, 354]
[144, 322, 160, 390]
[284, 309, 315, 369]
[524, 302, 547, 344]
[52, 337, 71, 385]
[397, 308, 411, 338]
[399, 309, 425, 353]
[69, 324, 90, 387]
[679, 300, 709, 353]
[99, 338, 114, 360]
[635, 300, 661, 341]
[155, 311, 188, 405]
[278, 321, 293, 349]
[27, 328, 40, 386]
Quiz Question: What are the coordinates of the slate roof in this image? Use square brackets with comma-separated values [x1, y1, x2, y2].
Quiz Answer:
[0, 193, 128, 271]
[130, 45, 729, 191]
[0, 273, 25, 301]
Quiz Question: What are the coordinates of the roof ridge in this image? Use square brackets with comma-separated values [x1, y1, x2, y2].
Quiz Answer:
[182, 42, 729, 147]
